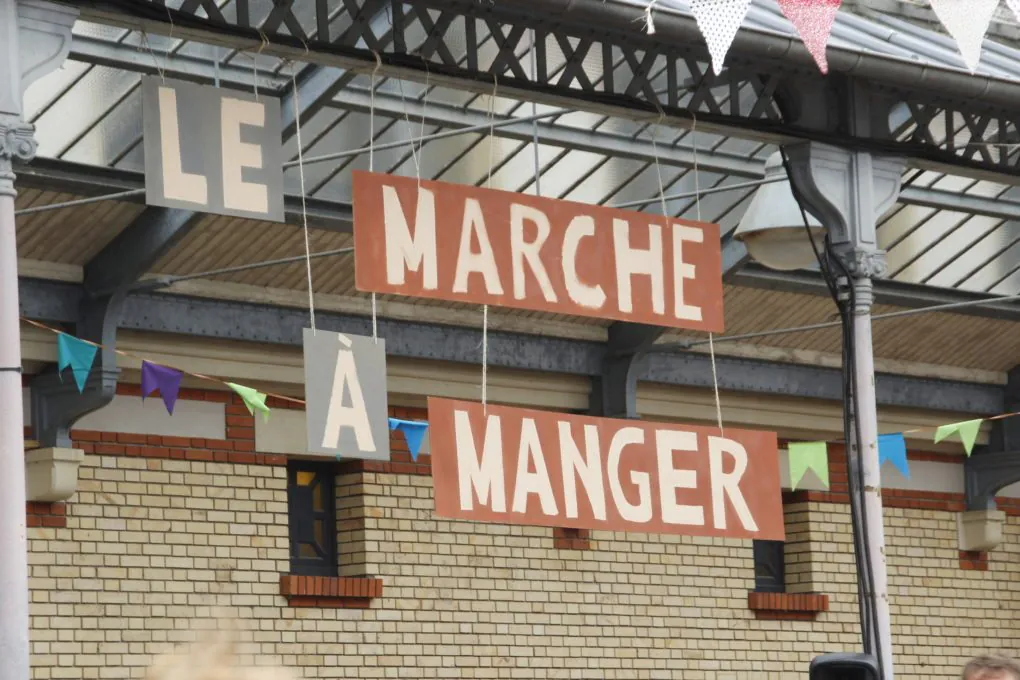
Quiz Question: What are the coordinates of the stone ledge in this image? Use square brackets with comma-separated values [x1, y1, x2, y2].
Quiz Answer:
[279, 574, 383, 609]
[747, 591, 829, 621]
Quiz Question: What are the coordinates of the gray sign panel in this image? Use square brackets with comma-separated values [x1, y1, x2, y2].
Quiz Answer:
[142, 76, 285, 222]
[303, 329, 390, 461]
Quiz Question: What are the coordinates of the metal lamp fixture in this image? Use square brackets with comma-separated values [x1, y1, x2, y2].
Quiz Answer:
[733, 151, 826, 271]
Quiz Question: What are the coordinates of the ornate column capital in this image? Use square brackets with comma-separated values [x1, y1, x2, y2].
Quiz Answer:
[0, 117, 36, 163]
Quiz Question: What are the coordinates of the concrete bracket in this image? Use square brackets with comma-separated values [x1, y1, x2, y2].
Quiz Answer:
[25, 447, 84, 502]
[957, 508, 1005, 552]
[30, 366, 118, 449]
[589, 322, 665, 419]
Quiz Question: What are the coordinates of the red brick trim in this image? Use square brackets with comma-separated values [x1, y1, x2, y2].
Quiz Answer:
[553, 527, 591, 550]
[70, 432, 284, 465]
[27, 502, 66, 528]
[279, 574, 383, 609]
[747, 592, 829, 621]
[960, 551, 989, 571]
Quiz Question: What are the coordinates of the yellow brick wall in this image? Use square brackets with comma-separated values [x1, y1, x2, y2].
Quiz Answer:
[27, 454, 1020, 680]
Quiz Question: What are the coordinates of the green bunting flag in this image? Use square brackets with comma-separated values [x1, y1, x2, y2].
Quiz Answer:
[227, 382, 270, 422]
[934, 418, 983, 455]
[789, 441, 830, 490]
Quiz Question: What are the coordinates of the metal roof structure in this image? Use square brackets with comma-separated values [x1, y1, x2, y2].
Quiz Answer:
[16, 0, 1020, 425]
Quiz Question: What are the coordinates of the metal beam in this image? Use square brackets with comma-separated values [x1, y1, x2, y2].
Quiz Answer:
[17, 277, 1004, 416]
[59, 0, 1020, 184]
[965, 366, 1020, 510]
[590, 323, 665, 418]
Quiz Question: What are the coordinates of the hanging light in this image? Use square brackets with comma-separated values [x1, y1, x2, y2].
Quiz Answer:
[733, 151, 826, 271]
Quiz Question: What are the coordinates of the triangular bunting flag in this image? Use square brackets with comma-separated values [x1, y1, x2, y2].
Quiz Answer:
[934, 418, 984, 456]
[141, 361, 183, 415]
[691, 0, 753, 75]
[1009, 0, 1020, 24]
[929, 0, 998, 72]
[788, 441, 830, 490]
[777, 0, 843, 73]
[389, 418, 429, 462]
[878, 433, 910, 479]
[226, 382, 270, 422]
[56, 333, 97, 393]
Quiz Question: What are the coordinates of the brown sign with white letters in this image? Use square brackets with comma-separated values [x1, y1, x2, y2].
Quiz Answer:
[353, 171, 724, 332]
[427, 398, 784, 540]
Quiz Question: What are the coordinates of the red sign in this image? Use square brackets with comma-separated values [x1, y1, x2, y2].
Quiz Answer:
[354, 171, 724, 332]
[428, 398, 783, 540]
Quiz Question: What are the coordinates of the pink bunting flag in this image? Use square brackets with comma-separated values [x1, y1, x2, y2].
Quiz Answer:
[691, 0, 753, 75]
[777, 0, 842, 74]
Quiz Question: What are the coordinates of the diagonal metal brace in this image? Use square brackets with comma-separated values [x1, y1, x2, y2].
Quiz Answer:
[965, 366, 1020, 511]
[589, 322, 665, 419]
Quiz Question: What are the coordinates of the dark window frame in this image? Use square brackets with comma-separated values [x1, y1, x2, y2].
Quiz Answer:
[752, 539, 786, 593]
[287, 460, 338, 577]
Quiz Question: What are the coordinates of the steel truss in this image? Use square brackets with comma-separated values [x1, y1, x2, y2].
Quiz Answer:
[65, 0, 1020, 183]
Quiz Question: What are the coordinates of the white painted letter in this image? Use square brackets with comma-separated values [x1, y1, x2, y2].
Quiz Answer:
[607, 427, 652, 523]
[562, 216, 606, 310]
[613, 219, 664, 315]
[512, 418, 558, 515]
[383, 185, 438, 290]
[510, 204, 557, 303]
[672, 224, 704, 321]
[320, 337, 376, 453]
[453, 198, 504, 296]
[558, 421, 606, 520]
[655, 430, 704, 526]
[221, 97, 269, 214]
[708, 436, 758, 531]
[158, 87, 207, 205]
[455, 410, 506, 512]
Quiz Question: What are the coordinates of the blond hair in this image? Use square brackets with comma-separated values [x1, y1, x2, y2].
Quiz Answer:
[964, 655, 1020, 680]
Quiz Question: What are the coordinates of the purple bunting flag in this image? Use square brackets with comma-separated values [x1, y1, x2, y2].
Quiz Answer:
[141, 360, 183, 415]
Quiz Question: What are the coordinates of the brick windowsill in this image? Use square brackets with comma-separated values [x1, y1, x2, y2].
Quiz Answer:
[279, 575, 383, 609]
[747, 591, 829, 621]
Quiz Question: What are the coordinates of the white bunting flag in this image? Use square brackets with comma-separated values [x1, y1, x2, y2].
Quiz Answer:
[929, 0, 998, 73]
[691, 0, 753, 75]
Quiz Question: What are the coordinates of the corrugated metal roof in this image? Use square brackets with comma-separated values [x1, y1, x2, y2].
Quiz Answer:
[12, 0, 1020, 376]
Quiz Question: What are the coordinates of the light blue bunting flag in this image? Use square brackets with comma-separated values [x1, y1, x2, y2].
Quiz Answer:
[878, 433, 910, 479]
[57, 333, 98, 393]
[389, 418, 429, 461]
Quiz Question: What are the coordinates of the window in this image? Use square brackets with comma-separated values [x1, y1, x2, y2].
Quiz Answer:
[752, 540, 785, 593]
[287, 461, 337, 576]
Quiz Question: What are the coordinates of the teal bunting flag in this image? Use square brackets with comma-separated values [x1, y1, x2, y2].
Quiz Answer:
[57, 333, 97, 393]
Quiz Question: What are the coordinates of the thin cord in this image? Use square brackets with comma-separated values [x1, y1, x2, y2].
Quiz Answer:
[369, 51, 381, 343]
[481, 75, 498, 413]
[140, 32, 166, 83]
[688, 113, 724, 434]
[291, 62, 316, 333]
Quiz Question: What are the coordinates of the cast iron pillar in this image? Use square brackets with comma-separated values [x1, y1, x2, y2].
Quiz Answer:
[784, 140, 904, 679]
[0, 2, 77, 678]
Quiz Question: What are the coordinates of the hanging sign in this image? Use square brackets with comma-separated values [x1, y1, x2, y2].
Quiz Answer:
[427, 398, 783, 539]
[142, 76, 285, 222]
[353, 171, 724, 332]
[303, 329, 390, 460]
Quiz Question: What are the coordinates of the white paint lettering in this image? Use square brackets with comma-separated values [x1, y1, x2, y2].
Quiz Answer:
[672, 224, 704, 321]
[655, 429, 704, 526]
[708, 436, 758, 531]
[562, 216, 606, 310]
[512, 418, 558, 515]
[453, 198, 504, 295]
[613, 219, 665, 315]
[510, 204, 557, 303]
[320, 338, 376, 453]
[607, 427, 653, 523]
[455, 409, 506, 512]
[558, 421, 606, 520]
[158, 87, 207, 205]
[221, 97, 269, 214]
[383, 185, 438, 289]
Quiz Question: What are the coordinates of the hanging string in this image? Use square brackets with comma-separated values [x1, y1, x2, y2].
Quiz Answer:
[290, 61, 317, 333]
[481, 75, 499, 413]
[692, 112, 724, 435]
[249, 33, 268, 102]
[140, 32, 166, 84]
[395, 61, 429, 188]
[369, 51, 382, 343]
